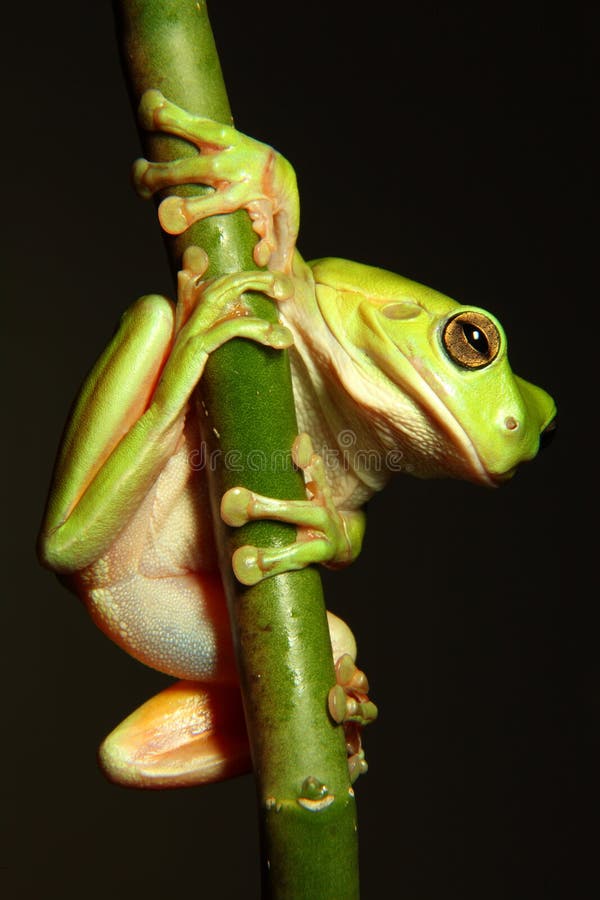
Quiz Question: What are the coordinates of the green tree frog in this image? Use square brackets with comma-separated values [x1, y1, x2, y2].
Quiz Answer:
[38, 91, 556, 789]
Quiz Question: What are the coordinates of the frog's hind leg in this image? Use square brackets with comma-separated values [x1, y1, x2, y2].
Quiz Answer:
[99, 612, 377, 789]
[99, 680, 251, 789]
[40, 263, 293, 575]
[39, 293, 178, 573]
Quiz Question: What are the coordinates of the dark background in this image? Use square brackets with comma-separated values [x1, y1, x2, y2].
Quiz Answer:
[3, 2, 590, 898]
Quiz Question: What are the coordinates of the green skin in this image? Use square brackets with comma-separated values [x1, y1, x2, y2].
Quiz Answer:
[38, 90, 556, 789]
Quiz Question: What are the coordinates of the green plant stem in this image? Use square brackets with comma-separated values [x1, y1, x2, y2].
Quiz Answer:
[113, 2, 359, 896]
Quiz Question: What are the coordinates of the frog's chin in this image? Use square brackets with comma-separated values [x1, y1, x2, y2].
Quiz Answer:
[450, 444, 500, 488]
[472, 464, 516, 488]
[438, 421, 518, 488]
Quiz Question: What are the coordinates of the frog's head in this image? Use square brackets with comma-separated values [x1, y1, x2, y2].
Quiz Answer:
[313, 260, 556, 486]
[359, 289, 556, 486]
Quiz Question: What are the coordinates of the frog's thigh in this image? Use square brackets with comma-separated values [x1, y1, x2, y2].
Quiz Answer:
[85, 578, 354, 688]
[74, 434, 235, 682]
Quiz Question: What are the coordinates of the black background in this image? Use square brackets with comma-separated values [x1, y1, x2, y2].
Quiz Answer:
[2, 2, 591, 898]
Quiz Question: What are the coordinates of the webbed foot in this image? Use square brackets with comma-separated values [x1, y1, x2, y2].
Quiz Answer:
[133, 90, 299, 272]
[220, 434, 365, 586]
[152, 248, 294, 417]
[329, 654, 378, 783]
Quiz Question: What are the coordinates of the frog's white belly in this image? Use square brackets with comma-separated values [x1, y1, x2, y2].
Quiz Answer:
[72, 430, 238, 683]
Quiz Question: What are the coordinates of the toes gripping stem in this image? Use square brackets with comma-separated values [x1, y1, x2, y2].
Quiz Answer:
[328, 654, 379, 783]
[220, 435, 363, 586]
[134, 89, 300, 271]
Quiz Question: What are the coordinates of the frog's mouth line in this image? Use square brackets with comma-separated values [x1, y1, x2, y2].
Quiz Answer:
[339, 345, 499, 487]
[393, 355, 499, 487]
[401, 355, 558, 486]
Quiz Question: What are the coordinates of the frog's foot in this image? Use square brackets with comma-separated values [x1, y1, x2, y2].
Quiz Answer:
[220, 434, 366, 586]
[154, 250, 294, 416]
[98, 666, 376, 789]
[99, 681, 252, 789]
[174, 245, 293, 330]
[133, 89, 299, 272]
[328, 653, 379, 783]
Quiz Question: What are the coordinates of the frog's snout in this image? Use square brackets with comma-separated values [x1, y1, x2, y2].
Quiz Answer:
[539, 415, 557, 450]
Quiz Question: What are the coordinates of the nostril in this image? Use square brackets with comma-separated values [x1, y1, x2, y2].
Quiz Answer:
[540, 416, 557, 449]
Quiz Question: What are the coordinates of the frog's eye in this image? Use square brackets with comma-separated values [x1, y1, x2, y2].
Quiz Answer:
[442, 311, 501, 369]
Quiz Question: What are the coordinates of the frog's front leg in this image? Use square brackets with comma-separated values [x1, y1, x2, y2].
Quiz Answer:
[132, 90, 299, 272]
[220, 433, 366, 586]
